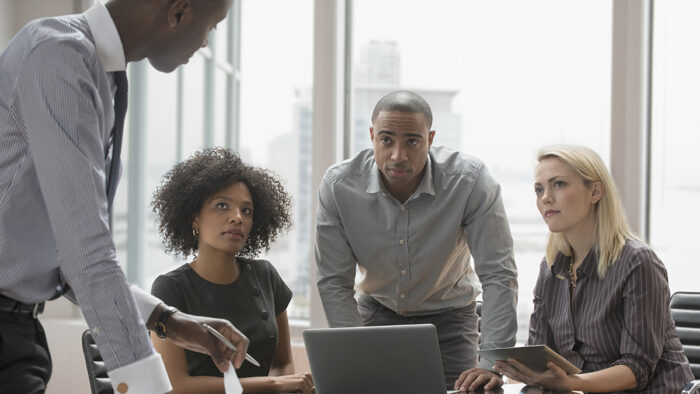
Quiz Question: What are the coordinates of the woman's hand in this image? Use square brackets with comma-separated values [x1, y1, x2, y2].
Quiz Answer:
[454, 367, 504, 391]
[495, 359, 573, 392]
[273, 373, 315, 393]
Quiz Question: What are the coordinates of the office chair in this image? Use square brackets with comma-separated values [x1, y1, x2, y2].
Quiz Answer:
[81, 329, 114, 394]
[670, 292, 700, 394]
[476, 300, 482, 332]
[476, 300, 482, 348]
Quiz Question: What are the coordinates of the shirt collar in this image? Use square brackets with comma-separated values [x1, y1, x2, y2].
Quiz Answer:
[366, 153, 437, 198]
[83, 1, 126, 72]
[550, 247, 597, 279]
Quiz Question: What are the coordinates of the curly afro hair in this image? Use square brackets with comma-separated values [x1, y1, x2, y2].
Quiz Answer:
[152, 147, 292, 258]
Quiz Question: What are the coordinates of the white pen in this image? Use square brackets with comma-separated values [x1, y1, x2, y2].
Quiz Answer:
[203, 323, 261, 367]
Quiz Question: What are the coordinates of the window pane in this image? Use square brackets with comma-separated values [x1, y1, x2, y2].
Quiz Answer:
[182, 53, 206, 158]
[214, 67, 228, 147]
[351, 0, 612, 343]
[650, 1, 700, 294]
[144, 68, 181, 282]
[239, 0, 314, 320]
[116, 22, 235, 289]
[114, 107, 130, 271]
[214, 11, 231, 62]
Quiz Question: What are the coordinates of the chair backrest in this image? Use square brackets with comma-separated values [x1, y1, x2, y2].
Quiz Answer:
[476, 300, 482, 329]
[81, 329, 114, 394]
[670, 292, 700, 379]
[476, 300, 483, 345]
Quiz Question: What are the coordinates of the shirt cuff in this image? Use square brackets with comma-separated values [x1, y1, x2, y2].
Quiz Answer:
[612, 356, 649, 390]
[107, 352, 172, 394]
[130, 284, 162, 322]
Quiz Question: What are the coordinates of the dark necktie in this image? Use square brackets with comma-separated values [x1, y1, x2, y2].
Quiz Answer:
[106, 71, 128, 208]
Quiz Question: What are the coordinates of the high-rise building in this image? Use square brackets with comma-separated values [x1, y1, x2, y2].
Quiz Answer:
[352, 41, 462, 154]
[269, 41, 464, 318]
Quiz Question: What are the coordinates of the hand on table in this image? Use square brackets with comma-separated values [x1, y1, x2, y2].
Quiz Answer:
[494, 358, 572, 392]
[273, 373, 315, 393]
[454, 367, 504, 392]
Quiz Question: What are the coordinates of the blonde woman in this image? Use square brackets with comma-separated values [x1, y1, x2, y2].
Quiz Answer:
[456, 145, 693, 393]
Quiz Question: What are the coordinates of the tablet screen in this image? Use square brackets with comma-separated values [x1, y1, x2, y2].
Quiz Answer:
[477, 345, 581, 374]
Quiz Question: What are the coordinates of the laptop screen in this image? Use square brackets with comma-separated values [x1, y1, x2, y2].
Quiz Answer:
[303, 324, 448, 394]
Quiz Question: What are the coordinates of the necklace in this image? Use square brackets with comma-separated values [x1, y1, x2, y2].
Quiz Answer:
[569, 260, 578, 289]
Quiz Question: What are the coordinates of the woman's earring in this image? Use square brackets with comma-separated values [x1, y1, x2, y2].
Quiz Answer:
[192, 228, 199, 240]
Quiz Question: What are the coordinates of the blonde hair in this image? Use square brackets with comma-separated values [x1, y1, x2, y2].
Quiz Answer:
[537, 145, 636, 278]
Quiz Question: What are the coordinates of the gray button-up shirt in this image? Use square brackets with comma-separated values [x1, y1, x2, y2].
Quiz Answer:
[315, 146, 518, 359]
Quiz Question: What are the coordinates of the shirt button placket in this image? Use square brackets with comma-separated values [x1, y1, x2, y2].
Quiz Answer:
[397, 204, 409, 312]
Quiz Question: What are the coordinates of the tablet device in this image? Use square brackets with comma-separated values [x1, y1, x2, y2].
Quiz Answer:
[477, 345, 581, 374]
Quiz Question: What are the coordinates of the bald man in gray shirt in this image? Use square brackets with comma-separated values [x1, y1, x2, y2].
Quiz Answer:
[315, 90, 518, 388]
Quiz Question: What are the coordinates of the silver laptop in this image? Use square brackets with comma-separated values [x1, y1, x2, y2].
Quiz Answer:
[303, 324, 457, 394]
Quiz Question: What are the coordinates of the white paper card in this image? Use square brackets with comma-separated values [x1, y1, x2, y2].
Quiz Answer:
[224, 362, 243, 394]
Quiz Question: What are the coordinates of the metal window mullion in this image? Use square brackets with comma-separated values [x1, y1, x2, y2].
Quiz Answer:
[310, 0, 346, 329]
[342, 0, 353, 160]
[176, 68, 184, 162]
[126, 61, 148, 287]
[227, 3, 241, 151]
[610, 0, 652, 240]
[203, 34, 216, 148]
[643, 0, 654, 242]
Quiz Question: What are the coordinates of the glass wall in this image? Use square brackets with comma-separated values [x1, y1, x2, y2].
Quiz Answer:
[238, 0, 314, 320]
[350, 0, 612, 343]
[115, 1, 685, 344]
[115, 7, 239, 289]
[650, 0, 700, 294]
[116, 1, 315, 322]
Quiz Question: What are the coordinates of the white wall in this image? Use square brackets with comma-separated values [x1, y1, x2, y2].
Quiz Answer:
[14, 0, 76, 28]
[0, 0, 17, 49]
[1, 0, 81, 48]
[44, 317, 91, 394]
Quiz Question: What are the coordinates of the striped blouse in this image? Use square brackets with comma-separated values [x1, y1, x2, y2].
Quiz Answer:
[526, 238, 693, 393]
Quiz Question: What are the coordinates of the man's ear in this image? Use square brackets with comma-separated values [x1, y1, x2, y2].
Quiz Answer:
[369, 126, 375, 143]
[428, 130, 436, 147]
[591, 181, 604, 204]
[167, 0, 192, 28]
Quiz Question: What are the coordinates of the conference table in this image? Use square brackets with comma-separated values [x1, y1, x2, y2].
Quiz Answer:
[447, 383, 582, 393]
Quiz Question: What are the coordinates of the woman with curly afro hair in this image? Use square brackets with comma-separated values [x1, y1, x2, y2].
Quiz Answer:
[150, 148, 314, 394]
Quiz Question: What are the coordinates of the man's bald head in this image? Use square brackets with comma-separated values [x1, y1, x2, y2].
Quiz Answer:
[371, 90, 433, 129]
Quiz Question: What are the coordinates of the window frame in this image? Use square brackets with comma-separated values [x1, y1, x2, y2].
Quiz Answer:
[120, 0, 653, 337]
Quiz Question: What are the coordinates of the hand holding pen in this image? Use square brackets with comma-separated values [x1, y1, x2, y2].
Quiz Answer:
[151, 306, 251, 372]
[204, 323, 261, 367]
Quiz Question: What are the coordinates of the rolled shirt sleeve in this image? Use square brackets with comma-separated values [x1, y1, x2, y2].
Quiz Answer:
[463, 164, 518, 368]
[611, 248, 670, 390]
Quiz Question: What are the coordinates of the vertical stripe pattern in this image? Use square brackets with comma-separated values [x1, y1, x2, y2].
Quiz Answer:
[526, 238, 694, 393]
[0, 15, 153, 371]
